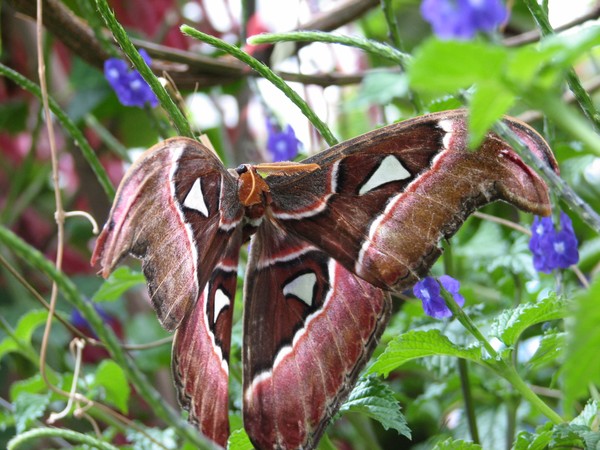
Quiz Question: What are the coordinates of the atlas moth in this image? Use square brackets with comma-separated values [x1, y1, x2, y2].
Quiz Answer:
[92, 110, 557, 449]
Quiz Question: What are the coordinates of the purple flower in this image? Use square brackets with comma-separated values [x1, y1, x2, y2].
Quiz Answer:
[421, 0, 508, 40]
[413, 275, 465, 319]
[104, 49, 158, 108]
[529, 212, 579, 273]
[266, 119, 301, 162]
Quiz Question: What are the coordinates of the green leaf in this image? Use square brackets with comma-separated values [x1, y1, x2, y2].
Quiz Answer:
[92, 266, 146, 302]
[582, 431, 600, 450]
[0, 407, 15, 432]
[527, 330, 566, 370]
[564, 276, 600, 409]
[490, 294, 566, 346]
[409, 39, 507, 93]
[468, 81, 515, 148]
[13, 392, 51, 433]
[514, 428, 553, 450]
[571, 400, 599, 428]
[426, 95, 463, 113]
[91, 360, 130, 414]
[506, 27, 600, 90]
[0, 100, 28, 133]
[0, 310, 48, 360]
[126, 426, 177, 450]
[350, 71, 408, 107]
[433, 438, 483, 450]
[340, 376, 410, 438]
[228, 428, 254, 450]
[537, 26, 600, 74]
[10, 373, 59, 400]
[368, 329, 482, 377]
[550, 424, 587, 448]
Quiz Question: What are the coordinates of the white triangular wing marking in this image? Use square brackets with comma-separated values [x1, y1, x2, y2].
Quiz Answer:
[359, 155, 411, 195]
[183, 177, 209, 217]
[283, 272, 317, 306]
[213, 288, 230, 323]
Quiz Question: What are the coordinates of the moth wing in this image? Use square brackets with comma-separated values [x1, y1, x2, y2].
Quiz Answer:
[242, 219, 392, 449]
[267, 110, 557, 291]
[172, 228, 242, 448]
[92, 137, 243, 331]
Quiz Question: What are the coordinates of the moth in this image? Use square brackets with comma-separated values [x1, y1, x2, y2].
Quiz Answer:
[92, 110, 557, 449]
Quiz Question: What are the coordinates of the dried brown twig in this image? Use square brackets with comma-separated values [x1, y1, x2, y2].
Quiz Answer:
[8, 0, 379, 89]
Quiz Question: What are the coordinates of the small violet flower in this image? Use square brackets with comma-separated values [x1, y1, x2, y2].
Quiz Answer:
[529, 212, 579, 273]
[413, 275, 465, 319]
[421, 0, 508, 40]
[104, 49, 158, 108]
[266, 119, 301, 162]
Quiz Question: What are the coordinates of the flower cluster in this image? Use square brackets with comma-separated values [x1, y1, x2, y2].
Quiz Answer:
[421, 0, 508, 40]
[413, 275, 465, 319]
[266, 119, 301, 162]
[529, 212, 579, 273]
[104, 49, 158, 108]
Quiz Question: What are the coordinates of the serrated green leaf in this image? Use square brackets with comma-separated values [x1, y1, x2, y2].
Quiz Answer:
[368, 329, 482, 377]
[228, 428, 254, 450]
[92, 266, 145, 302]
[91, 360, 130, 414]
[571, 400, 599, 428]
[468, 81, 515, 148]
[13, 392, 51, 433]
[0, 310, 48, 361]
[433, 437, 482, 450]
[527, 330, 565, 369]
[490, 294, 566, 346]
[564, 276, 600, 409]
[583, 431, 600, 450]
[340, 376, 410, 438]
[409, 39, 507, 93]
[514, 428, 553, 450]
[550, 424, 587, 448]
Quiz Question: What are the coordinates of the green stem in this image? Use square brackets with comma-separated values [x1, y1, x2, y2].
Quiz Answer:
[182, 25, 338, 146]
[494, 120, 600, 234]
[0, 316, 40, 365]
[505, 393, 518, 450]
[0, 226, 212, 449]
[346, 414, 383, 450]
[457, 358, 480, 444]
[501, 365, 564, 425]
[0, 63, 115, 200]
[523, 0, 600, 131]
[248, 30, 411, 67]
[441, 288, 498, 358]
[527, 91, 600, 157]
[7, 427, 118, 450]
[94, 0, 194, 139]
[441, 246, 479, 443]
[379, 0, 423, 113]
[380, 0, 402, 53]
[440, 286, 564, 425]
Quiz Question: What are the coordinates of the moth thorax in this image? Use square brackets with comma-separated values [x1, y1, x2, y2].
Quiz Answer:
[237, 166, 270, 207]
